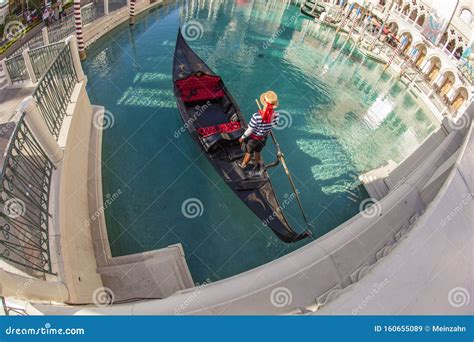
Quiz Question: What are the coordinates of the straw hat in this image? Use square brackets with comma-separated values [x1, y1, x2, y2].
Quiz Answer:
[260, 91, 279, 108]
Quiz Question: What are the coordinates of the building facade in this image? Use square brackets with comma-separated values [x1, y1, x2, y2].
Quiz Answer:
[318, 0, 473, 117]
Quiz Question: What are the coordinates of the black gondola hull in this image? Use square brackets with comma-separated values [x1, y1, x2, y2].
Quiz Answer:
[172, 29, 311, 243]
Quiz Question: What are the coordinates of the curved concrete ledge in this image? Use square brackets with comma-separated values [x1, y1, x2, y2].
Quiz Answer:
[315, 123, 473, 315]
[29, 115, 470, 314]
[0, 269, 68, 302]
[55, 78, 104, 304]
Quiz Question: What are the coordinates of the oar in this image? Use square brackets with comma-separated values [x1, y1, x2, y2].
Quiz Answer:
[255, 99, 314, 233]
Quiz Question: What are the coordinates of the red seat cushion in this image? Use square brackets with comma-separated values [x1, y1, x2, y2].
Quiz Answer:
[176, 74, 225, 103]
[197, 122, 241, 138]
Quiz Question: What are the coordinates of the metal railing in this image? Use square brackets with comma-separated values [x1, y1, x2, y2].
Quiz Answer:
[48, 16, 76, 44]
[33, 44, 78, 140]
[0, 115, 54, 277]
[48, 3, 103, 44]
[3, 0, 129, 80]
[4, 54, 28, 83]
[109, 0, 129, 13]
[0, 36, 80, 280]
[28, 42, 65, 80]
[83, 2, 105, 25]
[10, 33, 45, 59]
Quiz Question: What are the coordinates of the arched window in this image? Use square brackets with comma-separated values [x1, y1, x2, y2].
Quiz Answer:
[409, 8, 418, 21]
[454, 46, 464, 60]
[459, 9, 472, 25]
[416, 14, 425, 26]
[402, 4, 410, 15]
[446, 39, 456, 53]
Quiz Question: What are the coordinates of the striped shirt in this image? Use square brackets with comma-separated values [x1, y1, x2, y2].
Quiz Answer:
[245, 111, 280, 139]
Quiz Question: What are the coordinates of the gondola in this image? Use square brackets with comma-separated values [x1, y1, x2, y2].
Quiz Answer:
[300, 1, 326, 19]
[172, 29, 312, 243]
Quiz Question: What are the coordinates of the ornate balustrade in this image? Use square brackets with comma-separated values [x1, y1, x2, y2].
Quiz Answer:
[28, 42, 65, 80]
[0, 115, 54, 277]
[0, 36, 81, 280]
[32, 44, 78, 140]
[3, 54, 28, 83]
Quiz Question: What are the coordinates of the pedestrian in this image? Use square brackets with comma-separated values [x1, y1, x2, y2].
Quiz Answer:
[58, 1, 65, 20]
[49, 7, 57, 22]
[42, 8, 50, 26]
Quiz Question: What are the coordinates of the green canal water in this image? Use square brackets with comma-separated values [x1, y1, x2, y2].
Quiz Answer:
[82, 0, 437, 284]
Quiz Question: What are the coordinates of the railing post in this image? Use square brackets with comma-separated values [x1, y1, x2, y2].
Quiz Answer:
[104, 0, 109, 15]
[1, 59, 12, 88]
[41, 26, 50, 45]
[66, 35, 85, 82]
[19, 96, 63, 166]
[22, 49, 37, 84]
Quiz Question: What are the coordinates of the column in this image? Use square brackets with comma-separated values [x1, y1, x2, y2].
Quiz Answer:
[414, 15, 420, 26]
[129, 0, 136, 25]
[434, 74, 445, 87]
[356, 15, 369, 43]
[73, 0, 86, 60]
[41, 27, 49, 46]
[20, 96, 64, 166]
[446, 88, 456, 102]
[421, 60, 431, 74]
[1, 59, 12, 88]
[104, 0, 109, 15]
[410, 48, 419, 62]
[66, 36, 85, 82]
[441, 40, 450, 53]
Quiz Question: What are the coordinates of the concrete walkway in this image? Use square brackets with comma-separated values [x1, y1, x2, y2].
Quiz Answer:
[0, 83, 35, 124]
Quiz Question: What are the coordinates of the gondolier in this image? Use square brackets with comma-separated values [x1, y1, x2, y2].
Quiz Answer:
[238, 91, 280, 170]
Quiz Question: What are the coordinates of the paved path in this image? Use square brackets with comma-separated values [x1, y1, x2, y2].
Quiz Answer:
[0, 79, 35, 123]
